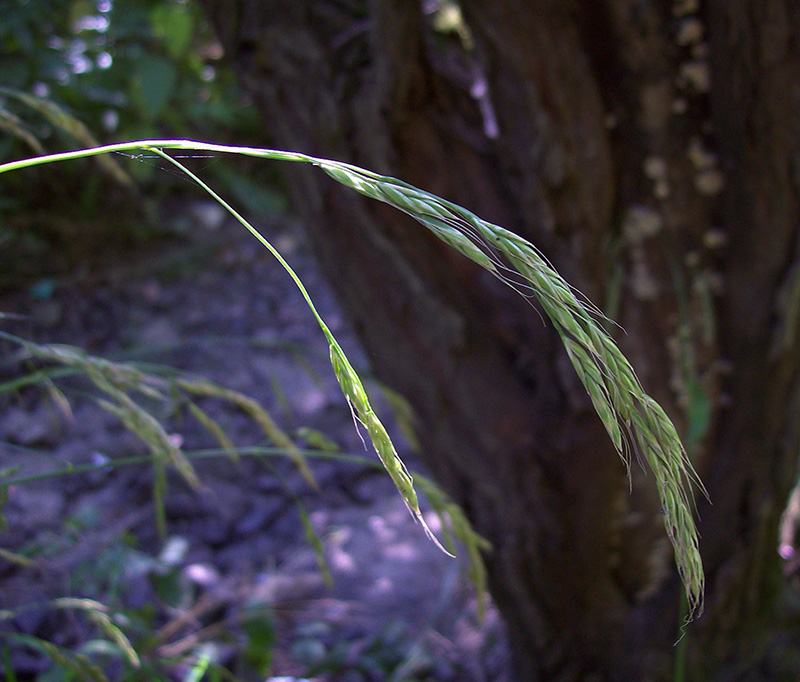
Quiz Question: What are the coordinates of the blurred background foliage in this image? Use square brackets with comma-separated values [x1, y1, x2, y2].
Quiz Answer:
[0, 0, 285, 288]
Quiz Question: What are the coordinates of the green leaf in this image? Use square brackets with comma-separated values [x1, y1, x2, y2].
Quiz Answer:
[212, 165, 288, 216]
[241, 608, 275, 674]
[685, 378, 711, 450]
[130, 55, 177, 120]
[150, 4, 194, 60]
[69, 0, 95, 30]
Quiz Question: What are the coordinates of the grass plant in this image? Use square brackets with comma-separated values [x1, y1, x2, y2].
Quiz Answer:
[0, 333, 487, 681]
[0, 138, 706, 616]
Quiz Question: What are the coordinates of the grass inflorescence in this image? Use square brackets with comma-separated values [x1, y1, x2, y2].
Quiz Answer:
[318, 158, 706, 615]
[0, 139, 706, 615]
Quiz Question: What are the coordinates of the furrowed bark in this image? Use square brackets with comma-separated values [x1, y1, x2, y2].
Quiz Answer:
[200, 1, 800, 679]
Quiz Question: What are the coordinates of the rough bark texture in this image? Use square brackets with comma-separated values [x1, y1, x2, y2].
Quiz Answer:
[200, 1, 800, 679]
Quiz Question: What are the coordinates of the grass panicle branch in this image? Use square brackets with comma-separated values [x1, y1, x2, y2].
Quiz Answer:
[146, 148, 450, 554]
[0, 139, 705, 615]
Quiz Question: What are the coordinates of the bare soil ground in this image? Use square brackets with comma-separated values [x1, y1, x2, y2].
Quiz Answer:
[0, 209, 511, 681]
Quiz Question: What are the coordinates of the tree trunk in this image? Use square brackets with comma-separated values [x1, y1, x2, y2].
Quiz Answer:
[200, 1, 800, 679]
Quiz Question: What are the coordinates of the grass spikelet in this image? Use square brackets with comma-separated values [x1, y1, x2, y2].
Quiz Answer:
[414, 475, 492, 620]
[329, 340, 454, 556]
[6, 634, 108, 682]
[185, 401, 237, 460]
[52, 599, 140, 669]
[297, 500, 334, 588]
[0, 102, 44, 153]
[13, 340, 201, 489]
[97, 392, 199, 488]
[176, 377, 317, 489]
